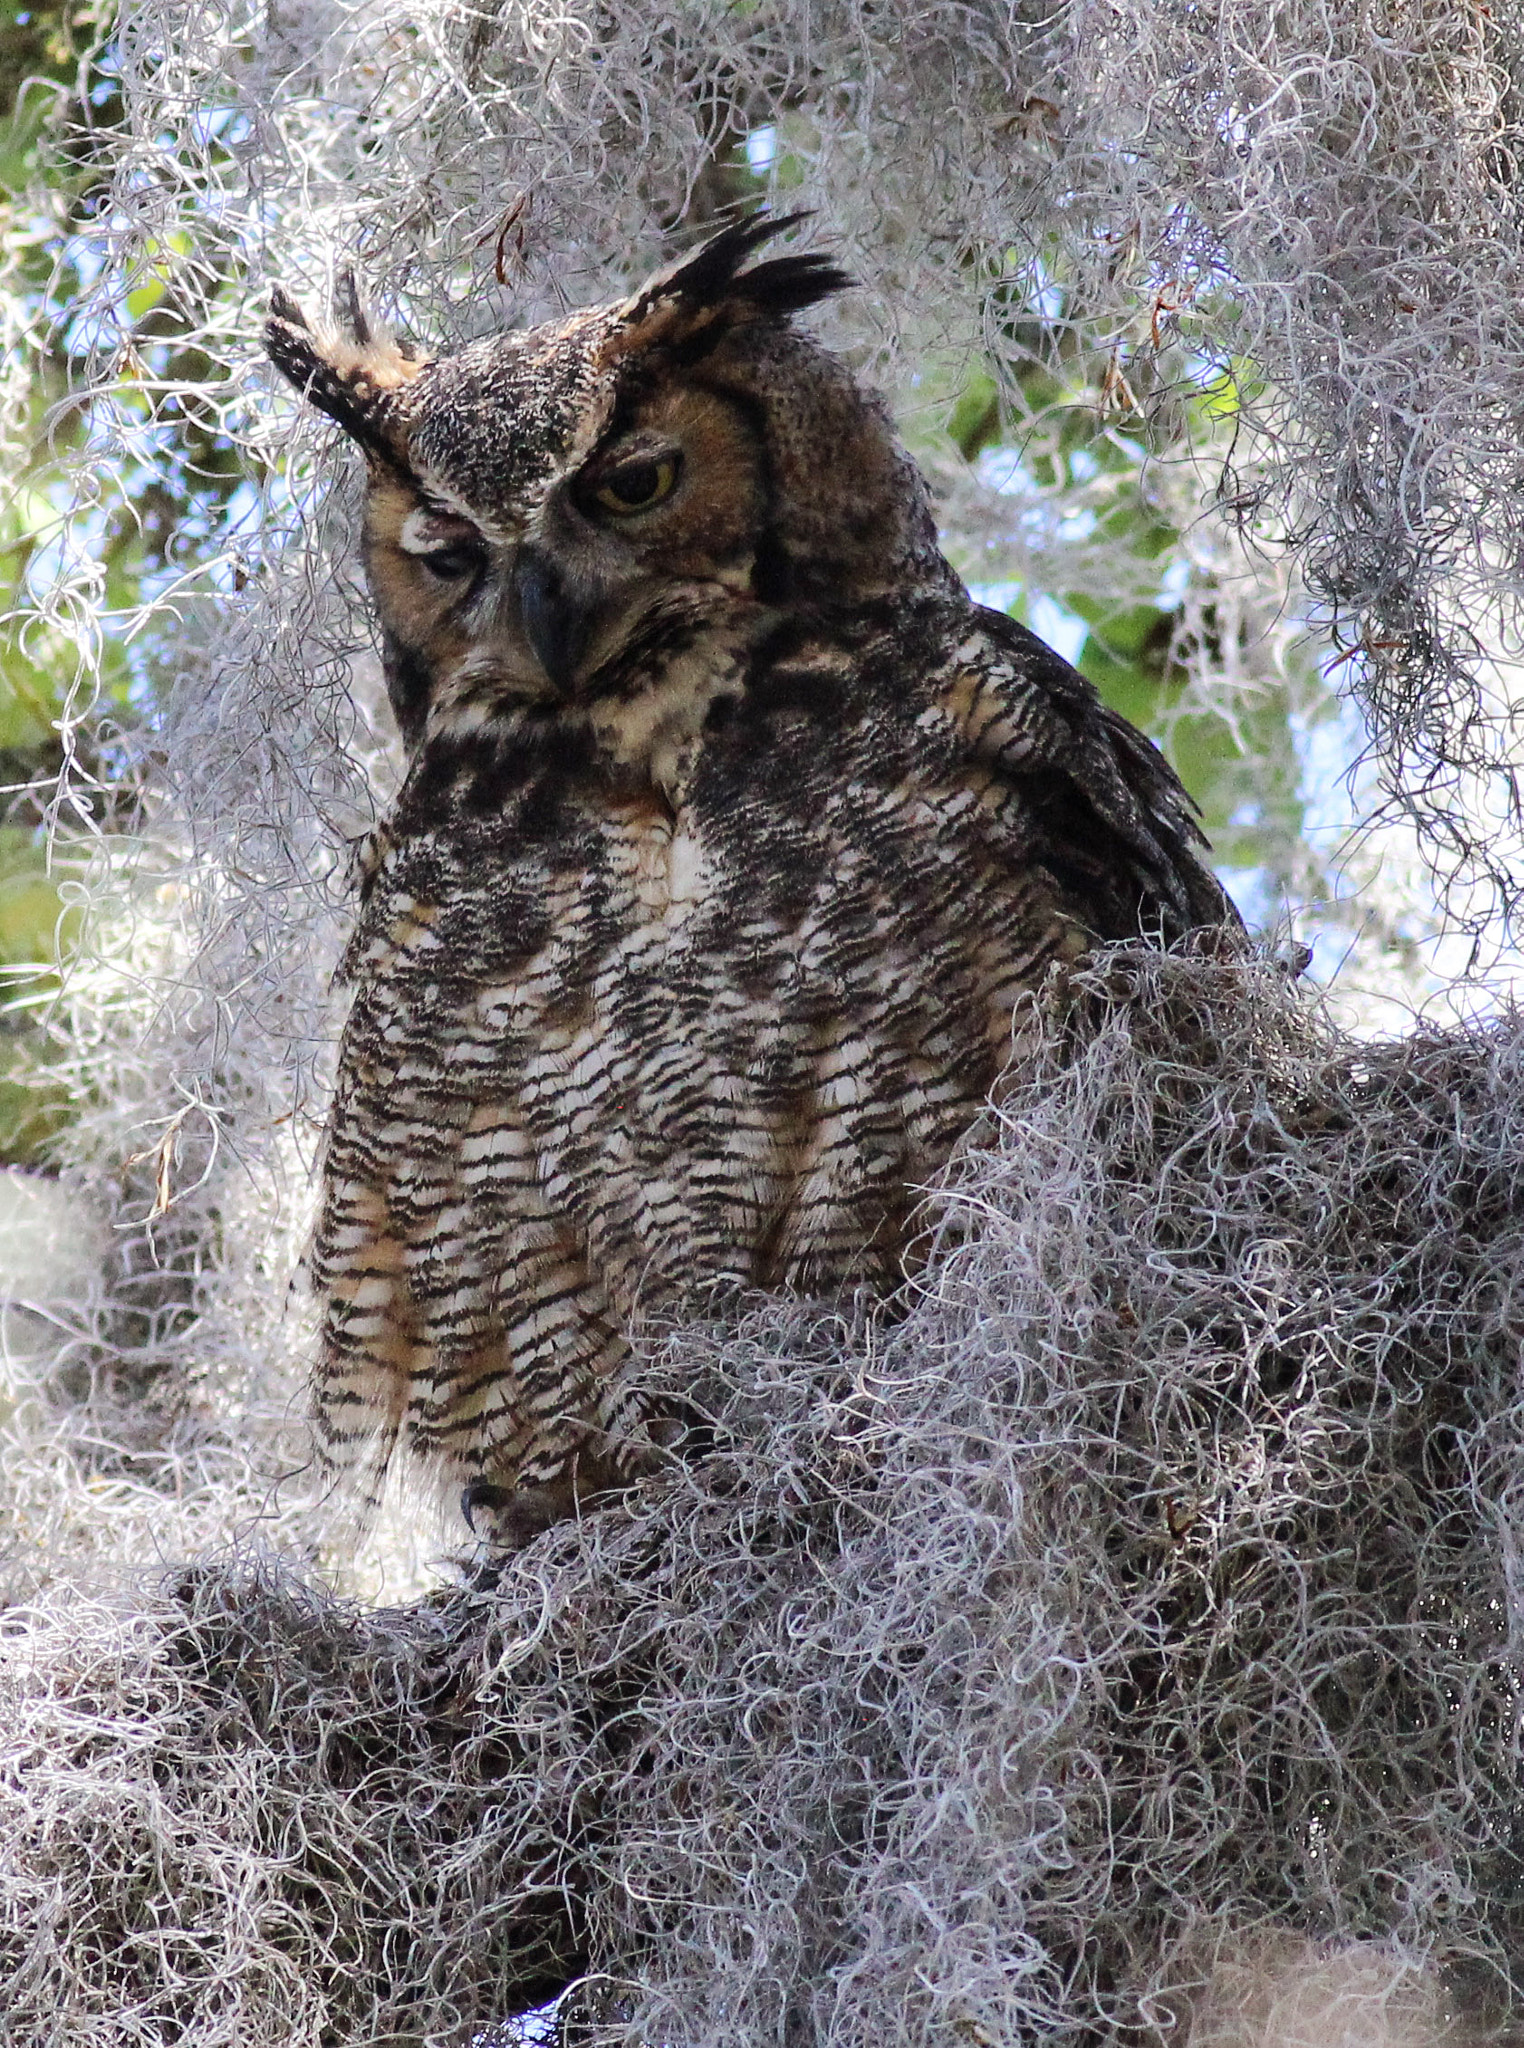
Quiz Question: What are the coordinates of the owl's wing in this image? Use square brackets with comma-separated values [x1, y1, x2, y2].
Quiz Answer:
[945, 605, 1241, 942]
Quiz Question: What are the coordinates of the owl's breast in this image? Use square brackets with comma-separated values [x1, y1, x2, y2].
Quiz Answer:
[337, 683, 1071, 1331]
[621, 802, 707, 931]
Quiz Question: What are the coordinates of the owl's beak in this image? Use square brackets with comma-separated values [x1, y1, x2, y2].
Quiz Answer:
[512, 545, 589, 696]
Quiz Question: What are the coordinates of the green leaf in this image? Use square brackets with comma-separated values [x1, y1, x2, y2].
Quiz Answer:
[947, 372, 1002, 463]
[0, 826, 78, 968]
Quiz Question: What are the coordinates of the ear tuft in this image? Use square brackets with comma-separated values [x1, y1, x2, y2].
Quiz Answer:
[612, 212, 852, 362]
[333, 266, 372, 347]
[731, 247, 856, 317]
[268, 283, 310, 333]
[264, 284, 426, 471]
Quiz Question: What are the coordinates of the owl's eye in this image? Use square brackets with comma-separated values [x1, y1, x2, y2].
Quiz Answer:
[418, 540, 486, 581]
[587, 453, 682, 515]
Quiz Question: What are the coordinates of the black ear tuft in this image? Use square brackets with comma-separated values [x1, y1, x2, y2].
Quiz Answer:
[265, 295, 335, 411]
[333, 266, 372, 347]
[264, 288, 416, 474]
[728, 247, 855, 318]
[631, 211, 852, 327]
[268, 283, 310, 333]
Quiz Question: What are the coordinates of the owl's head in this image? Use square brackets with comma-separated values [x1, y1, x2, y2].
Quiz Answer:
[266, 217, 948, 754]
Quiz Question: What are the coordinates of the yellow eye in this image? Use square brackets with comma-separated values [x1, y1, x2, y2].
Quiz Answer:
[589, 453, 681, 515]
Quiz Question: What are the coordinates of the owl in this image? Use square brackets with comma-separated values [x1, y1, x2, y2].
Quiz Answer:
[266, 215, 1236, 1538]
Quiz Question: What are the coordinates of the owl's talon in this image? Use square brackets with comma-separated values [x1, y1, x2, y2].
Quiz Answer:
[460, 1479, 586, 1552]
[460, 1480, 514, 1538]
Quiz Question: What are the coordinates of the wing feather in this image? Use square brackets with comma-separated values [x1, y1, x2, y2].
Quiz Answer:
[947, 606, 1240, 942]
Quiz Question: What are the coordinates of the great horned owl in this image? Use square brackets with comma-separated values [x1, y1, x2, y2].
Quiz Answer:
[267, 216, 1236, 1534]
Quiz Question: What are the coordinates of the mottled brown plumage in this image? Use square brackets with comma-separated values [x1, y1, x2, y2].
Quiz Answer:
[266, 216, 1237, 1534]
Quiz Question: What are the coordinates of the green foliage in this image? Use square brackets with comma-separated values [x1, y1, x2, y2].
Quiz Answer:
[0, 1, 248, 790]
[0, 2, 263, 1159]
[0, 5, 121, 1157]
[0, 825, 77, 1163]
[0, 2, 96, 130]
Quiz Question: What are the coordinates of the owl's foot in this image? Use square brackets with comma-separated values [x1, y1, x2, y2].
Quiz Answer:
[459, 1442, 655, 1551]
[459, 1478, 575, 1551]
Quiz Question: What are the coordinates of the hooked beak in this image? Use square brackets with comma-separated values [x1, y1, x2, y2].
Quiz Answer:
[512, 545, 591, 696]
